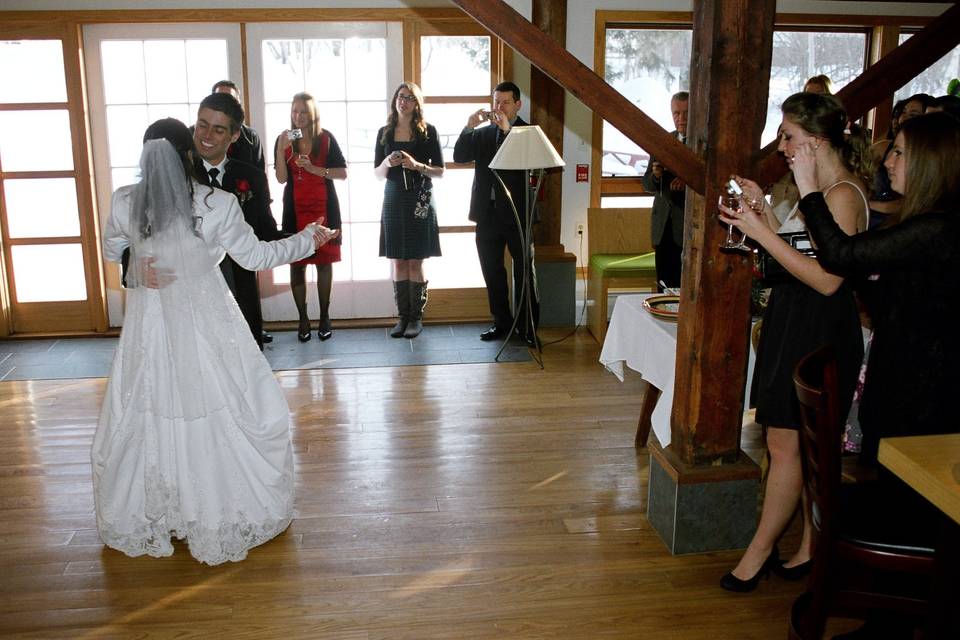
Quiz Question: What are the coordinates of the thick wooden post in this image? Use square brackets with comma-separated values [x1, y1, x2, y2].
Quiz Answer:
[669, 0, 776, 466]
[530, 0, 566, 250]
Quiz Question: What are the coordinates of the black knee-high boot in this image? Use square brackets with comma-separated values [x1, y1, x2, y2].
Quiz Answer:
[390, 280, 410, 338]
[404, 280, 428, 338]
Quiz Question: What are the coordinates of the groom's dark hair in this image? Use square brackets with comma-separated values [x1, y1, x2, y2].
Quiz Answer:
[199, 92, 245, 134]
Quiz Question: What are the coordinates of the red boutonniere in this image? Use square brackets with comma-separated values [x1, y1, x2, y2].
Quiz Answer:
[234, 178, 253, 205]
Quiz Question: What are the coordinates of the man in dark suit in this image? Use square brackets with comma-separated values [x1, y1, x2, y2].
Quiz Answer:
[454, 81, 539, 344]
[641, 91, 689, 290]
[193, 92, 279, 349]
[211, 80, 265, 171]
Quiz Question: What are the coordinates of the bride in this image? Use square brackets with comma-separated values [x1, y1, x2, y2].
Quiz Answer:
[94, 118, 336, 565]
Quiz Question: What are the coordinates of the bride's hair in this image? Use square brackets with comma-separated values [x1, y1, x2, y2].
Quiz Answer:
[134, 118, 203, 239]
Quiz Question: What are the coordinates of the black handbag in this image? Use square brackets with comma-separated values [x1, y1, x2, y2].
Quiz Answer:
[755, 231, 817, 285]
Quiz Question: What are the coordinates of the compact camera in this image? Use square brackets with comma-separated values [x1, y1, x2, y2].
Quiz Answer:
[482, 110, 496, 121]
[286, 128, 303, 141]
[391, 151, 403, 160]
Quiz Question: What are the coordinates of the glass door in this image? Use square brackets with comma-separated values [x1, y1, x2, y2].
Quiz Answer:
[0, 36, 104, 334]
[83, 23, 242, 327]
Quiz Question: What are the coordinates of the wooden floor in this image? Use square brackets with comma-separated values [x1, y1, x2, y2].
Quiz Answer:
[0, 328, 816, 639]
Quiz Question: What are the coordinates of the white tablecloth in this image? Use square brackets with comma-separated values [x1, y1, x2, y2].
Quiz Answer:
[599, 294, 755, 448]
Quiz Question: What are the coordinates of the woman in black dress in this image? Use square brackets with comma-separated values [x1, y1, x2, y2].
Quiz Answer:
[717, 93, 870, 592]
[374, 82, 444, 339]
[799, 111, 960, 464]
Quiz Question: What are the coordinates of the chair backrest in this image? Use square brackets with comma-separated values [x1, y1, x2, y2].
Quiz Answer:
[793, 346, 843, 543]
[587, 207, 653, 255]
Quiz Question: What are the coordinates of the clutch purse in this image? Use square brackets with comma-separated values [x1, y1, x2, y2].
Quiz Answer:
[755, 231, 817, 285]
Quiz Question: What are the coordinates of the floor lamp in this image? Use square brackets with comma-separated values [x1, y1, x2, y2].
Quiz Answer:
[488, 125, 565, 367]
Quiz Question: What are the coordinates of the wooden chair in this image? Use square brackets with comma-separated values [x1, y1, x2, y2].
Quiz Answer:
[789, 347, 936, 640]
[586, 207, 657, 343]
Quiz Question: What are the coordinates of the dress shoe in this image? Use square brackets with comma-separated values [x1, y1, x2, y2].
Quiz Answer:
[479, 326, 509, 341]
[317, 318, 332, 341]
[297, 319, 311, 343]
[261, 331, 273, 344]
[720, 546, 779, 593]
[773, 558, 812, 580]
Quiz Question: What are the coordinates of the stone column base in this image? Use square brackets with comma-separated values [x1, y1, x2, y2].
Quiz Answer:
[646, 437, 760, 554]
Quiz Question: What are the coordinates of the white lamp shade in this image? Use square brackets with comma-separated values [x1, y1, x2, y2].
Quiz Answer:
[488, 125, 565, 170]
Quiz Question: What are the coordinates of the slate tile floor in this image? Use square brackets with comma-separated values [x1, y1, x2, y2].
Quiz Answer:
[0, 323, 532, 381]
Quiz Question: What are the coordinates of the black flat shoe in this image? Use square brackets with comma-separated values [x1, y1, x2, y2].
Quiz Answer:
[720, 547, 779, 593]
[773, 558, 812, 580]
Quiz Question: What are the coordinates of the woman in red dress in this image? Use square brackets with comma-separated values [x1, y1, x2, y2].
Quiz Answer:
[275, 92, 347, 341]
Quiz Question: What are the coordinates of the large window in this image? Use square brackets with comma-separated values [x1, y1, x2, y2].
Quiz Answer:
[596, 18, 867, 207]
[895, 33, 960, 101]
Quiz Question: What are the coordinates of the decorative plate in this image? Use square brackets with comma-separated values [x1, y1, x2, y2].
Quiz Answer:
[642, 294, 680, 322]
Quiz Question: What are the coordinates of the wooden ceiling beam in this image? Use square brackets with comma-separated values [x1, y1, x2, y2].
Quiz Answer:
[449, 0, 706, 195]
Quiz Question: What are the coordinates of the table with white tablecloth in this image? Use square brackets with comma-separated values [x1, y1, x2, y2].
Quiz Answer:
[599, 294, 755, 448]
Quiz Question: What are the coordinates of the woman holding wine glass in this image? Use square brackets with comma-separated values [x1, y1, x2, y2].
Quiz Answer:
[716, 92, 871, 592]
[275, 92, 347, 342]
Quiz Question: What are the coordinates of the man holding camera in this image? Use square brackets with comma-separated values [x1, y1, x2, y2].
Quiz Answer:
[454, 81, 539, 345]
[641, 91, 688, 290]
[194, 92, 279, 349]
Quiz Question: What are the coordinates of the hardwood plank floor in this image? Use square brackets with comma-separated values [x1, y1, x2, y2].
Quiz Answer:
[0, 328, 850, 639]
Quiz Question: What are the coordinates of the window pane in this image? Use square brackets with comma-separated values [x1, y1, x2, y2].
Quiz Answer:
[0, 40, 67, 104]
[345, 100, 386, 162]
[424, 102, 488, 155]
[766, 31, 866, 144]
[111, 167, 139, 190]
[144, 41, 188, 104]
[895, 35, 960, 101]
[347, 162, 382, 224]
[262, 40, 305, 103]
[347, 221, 390, 281]
[603, 28, 691, 178]
[101, 41, 147, 104]
[429, 232, 483, 288]
[345, 39, 386, 100]
[4, 178, 80, 238]
[433, 168, 474, 226]
[185, 40, 228, 102]
[0, 110, 74, 172]
[12, 244, 87, 302]
[420, 36, 491, 97]
[106, 104, 150, 168]
[601, 195, 653, 209]
[304, 40, 347, 101]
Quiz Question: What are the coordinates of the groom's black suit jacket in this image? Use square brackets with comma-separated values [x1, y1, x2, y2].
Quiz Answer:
[217, 157, 280, 347]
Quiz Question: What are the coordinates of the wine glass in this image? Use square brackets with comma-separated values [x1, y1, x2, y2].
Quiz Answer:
[297, 154, 308, 180]
[719, 181, 752, 254]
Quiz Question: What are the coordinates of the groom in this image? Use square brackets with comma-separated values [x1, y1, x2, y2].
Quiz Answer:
[193, 92, 279, 349]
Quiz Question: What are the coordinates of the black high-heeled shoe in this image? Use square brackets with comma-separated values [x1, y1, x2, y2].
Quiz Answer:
[317, 317, 332, 341]
[720, 546, 779, 593]
[773, 558, 812, 580]
[297, 320, 311, 343]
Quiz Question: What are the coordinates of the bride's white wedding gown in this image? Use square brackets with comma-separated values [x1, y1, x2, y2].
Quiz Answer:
[94, 183, 315, 565]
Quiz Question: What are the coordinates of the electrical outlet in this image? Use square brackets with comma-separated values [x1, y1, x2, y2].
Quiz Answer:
[576, 223, 584, 235]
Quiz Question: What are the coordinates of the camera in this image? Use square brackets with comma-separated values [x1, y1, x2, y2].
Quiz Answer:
[726, 178, 743, 196]
[482, 111, 496, 121]
[286, 128, 303, 141]
[391, 151, 402, 160]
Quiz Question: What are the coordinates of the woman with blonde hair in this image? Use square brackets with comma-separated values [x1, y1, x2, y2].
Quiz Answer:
[374, 82, 444, 339]
[275, 92, 347, 342]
